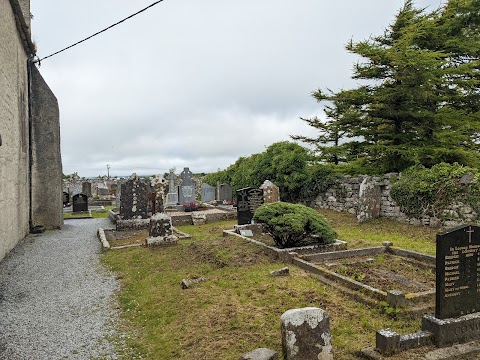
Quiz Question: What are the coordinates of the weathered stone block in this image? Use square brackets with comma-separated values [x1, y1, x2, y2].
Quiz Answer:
[376, 328, 400, 355]
[423, 313, 480, 348]
[280, 307, 333, 360]
[240, 348, 278, 360]
[270, 267, 289, 277]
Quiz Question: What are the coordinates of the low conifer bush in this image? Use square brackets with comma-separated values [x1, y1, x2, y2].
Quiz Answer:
[253, 202, 336, 248]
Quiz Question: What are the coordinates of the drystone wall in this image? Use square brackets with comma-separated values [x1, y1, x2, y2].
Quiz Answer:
[313, 174, 477, 227]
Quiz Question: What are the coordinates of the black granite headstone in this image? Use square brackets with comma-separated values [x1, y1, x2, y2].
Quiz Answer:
[63, 192, 70, 206]
[72, 193, 88, 212]
[436, 224, 480, 319]
[236, 187, 264, 225]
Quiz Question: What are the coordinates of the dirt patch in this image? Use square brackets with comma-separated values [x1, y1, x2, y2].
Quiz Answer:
[319, 254, 435, 293]
[187, 237, 277, 268]
[104, 229, 148, 247]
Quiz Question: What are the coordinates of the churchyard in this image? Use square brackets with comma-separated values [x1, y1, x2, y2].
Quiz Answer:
[60, 167, 480, 359]
[100, 206, 456, 359]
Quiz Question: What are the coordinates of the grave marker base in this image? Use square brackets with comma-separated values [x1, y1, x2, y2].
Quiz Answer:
[423, 312, 480, 348]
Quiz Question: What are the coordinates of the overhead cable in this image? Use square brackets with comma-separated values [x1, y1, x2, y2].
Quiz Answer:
[34, 0, 165, 64]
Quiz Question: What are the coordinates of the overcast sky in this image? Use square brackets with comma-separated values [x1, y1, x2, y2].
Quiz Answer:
[30, 0, 443, 178]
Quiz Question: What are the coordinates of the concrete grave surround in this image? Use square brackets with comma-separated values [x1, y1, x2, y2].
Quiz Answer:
[260, 180, 280, 203]
[372, 225, 480, 356]
[281, 307, 333, 360]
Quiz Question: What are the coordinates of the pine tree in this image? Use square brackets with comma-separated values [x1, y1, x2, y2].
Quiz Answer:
[293, 0, 480, 173]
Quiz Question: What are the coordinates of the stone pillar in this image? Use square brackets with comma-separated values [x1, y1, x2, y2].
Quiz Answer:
[30, 64, 63, 229]
[357, 176, 381, 223]
[280, 307, 333, 360]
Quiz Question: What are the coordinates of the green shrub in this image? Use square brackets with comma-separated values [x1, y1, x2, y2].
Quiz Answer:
[253, 202, 337, 248]
[390, 163, 480, 219]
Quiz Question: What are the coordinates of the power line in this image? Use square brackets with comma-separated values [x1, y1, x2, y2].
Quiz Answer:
[34, 0, 165, 64]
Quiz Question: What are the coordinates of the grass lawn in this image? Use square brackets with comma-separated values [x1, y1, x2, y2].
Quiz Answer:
[102, 211, 441, 360]
[64, 206, 113, 219]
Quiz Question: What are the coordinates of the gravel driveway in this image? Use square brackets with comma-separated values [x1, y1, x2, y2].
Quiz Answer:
[0, 218, 122, 360]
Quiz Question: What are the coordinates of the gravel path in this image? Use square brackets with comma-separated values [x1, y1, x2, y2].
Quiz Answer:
[0, 219, 123, 360]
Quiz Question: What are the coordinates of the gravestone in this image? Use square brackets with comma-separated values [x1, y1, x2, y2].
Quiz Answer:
[259, 180, 280, 203]
[357, 177, 381, 223]
[110, 183, 118, 195]
[97, 187, 110, 196]
[119, 175, 149, 220]
[178, 167, 196, 204]
[166, 193, 179, 206]
[167, 168, 176, 193]
[373, 225, 480, 354]
[115, 180, 124, 210]
[280, 307, 333, 360]
[218, 183, 233, 203]
[70, 183, 82, 196]
[72, 193, 88, 212]
[150, 175, 167, 213]
[82, 182, 92, 197]
[165, 169, 178, 206]
[62, 192, 70, 206]
[145, 213, 178, 246]
[435, 224, 480, 319]
[201, 183, 216, 203]
[236, 187, 264, 225]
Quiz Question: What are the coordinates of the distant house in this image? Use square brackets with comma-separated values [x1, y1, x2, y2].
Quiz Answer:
[0, 0, 63, 261]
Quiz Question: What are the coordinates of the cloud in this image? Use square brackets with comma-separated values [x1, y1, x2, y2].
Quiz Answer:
[32, 0, 443, 177]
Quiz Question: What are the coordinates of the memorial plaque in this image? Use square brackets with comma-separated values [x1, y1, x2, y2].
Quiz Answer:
[436, 225, 480, 319]
[236, 187, 264, 225]
[72, 193, 88, 212]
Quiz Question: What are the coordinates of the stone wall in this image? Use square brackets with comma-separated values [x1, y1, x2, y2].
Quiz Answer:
[0, 0, 31, 260]
[314, 174, 477, 227]
[30, 64, 63, 229]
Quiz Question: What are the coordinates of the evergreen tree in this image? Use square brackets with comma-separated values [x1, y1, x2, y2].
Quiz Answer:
[294, 0, 480, 173]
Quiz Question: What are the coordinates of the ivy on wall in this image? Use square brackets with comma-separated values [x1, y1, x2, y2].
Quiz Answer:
[390, 163, 480, 220]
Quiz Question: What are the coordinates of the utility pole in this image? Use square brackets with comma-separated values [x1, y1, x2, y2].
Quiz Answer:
[107, 164, 110, 179]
